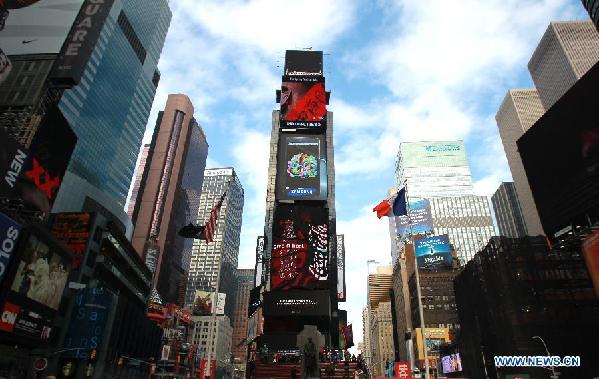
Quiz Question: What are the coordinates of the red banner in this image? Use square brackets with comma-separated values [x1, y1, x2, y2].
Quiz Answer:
[395, 361, 411, 378]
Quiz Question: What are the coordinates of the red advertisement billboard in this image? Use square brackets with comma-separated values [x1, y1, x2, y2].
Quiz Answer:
[51, 212, 93, 270]
[280, 76, 326, 129]
[270, 205, 329, 290]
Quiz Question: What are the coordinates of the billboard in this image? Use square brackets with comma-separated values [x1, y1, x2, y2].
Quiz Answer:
[254, 236, 265, 287]
[9, 230, 70, 310]
[0, 212, 21, 287]
[395, 198, 434, 239]
[262, 290, 330, 316]
[284, 50, 323, 76]
[336, 234, 346, 301]
[582, 230, 599, 299]
[51, 213, 92, 270]
[15, 106, 77, 213]
[399, 141, 468, 168]
[50, 0, 115, 85]
[276, 134, 327, 201]
[62, 287, 114, 358]
[192, 290, 225, 316]
[280, 77, 327, 129]
[441, 353, 463, 374]
[0, 127, 29, 198]
[270, 205, 329, 290]
[415, 235, 452, 269]
[517, 62, 599, 235]
[0, 301, 53, 341]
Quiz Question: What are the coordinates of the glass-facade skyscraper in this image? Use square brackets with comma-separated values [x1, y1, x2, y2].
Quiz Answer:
[54, 0, 171, 210]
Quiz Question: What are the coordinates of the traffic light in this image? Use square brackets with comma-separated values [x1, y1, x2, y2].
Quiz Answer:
[117, 357, 124, 366]
[90, 350, 97, 360]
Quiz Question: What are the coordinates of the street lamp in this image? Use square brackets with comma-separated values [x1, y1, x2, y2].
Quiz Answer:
[532, 336, 559, 379]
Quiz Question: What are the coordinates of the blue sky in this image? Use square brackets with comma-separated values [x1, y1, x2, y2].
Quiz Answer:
[142, 0, 589, 346]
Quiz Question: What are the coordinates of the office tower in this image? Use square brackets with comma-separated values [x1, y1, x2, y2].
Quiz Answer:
[367, 266, 393, 371]
[392, 258, 413, 363]
[581, 0, 599, 29]
[495, 89, 546, 236]
[528, 21, 599, 110]
[232, 268, 254, 369]
[428, 196, 495, 263]
[53, 0, 172, 210]
[191, 315, 233, 371]
[371, 302, 395, 377]
[455, 236, 599, 378]
[130, 94, 208, 304]
[362, 307, 372, 371]
[492, 182, 527, 238]
[395, 141, 474, 198]
[394, 141, 495, 263]
[185, 168, 244, 320]
[127, 144, 150, 219]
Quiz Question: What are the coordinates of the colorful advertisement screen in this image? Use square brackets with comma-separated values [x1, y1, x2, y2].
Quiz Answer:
[192, 291, 225, 316]
[270, 205, 329, 290]
[441, 353, 463, 374]
[9, 231, 71, 311]
[276, 134, 327, 201]
[396, 198, 434, 239]
[414, 234, 452, 269]
[51, 213, 92, 270]
[280, 76, 326, 129]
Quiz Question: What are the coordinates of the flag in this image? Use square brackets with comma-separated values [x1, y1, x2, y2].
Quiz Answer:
[203, 192, 226, 243]
[373, 188, 407, 219]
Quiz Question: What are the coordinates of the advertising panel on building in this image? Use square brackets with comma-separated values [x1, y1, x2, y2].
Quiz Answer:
[0, 225, 71, 344]
[400, 141, 468, 168]
[263, 290, 330, 317]
[414, 235, 452, 269]
[50, 0, 115, 85]
[51, 212, 93, 270]
[62, 287, 114, 358]
[396, 198, 434, 239]
[15, 106, 77, 214]
[0, 212, 21, 287]
[254, 236, 265, 287]
[192, 290, 225, 316]
[517, 62, 599, 235]
[336, 234, 346, 301]
[441, 353, 463, 374]
[0, 127, 29, 198]
[284, 50, 323, 76]
[270, 205, 329, 290]
[276, 134, 327, 201]
[280, 77, 327, 129]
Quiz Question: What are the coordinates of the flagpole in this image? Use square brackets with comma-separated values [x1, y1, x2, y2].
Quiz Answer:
[403, 181, 430, 379]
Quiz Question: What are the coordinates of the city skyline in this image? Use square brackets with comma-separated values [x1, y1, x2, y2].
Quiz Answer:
[139, 0, 591, 348]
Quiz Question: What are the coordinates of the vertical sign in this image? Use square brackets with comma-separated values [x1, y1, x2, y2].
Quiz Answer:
[0, 212, 21, 287]
[50, 0, 116, 85]
[336, 234, 346, 301]
[395, 362, 411, 378]
[254, 236, 265, 287]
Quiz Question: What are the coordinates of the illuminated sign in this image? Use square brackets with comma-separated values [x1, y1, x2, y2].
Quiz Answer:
[51, 213, 92, 270]
[276, 134, 327, 201]
[414, 235, 452, 269]
[0, 212, 21, 287]
[336, 234, 346, 301]
[263, 290, 330, 316]
[204, 168, 233, 177]
[254, 236, 265, 287]
[280, 78, 326, 129]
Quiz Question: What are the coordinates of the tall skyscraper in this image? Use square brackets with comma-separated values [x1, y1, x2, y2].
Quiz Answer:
[492, 182, 527, 238]
[127, 144, 150, 219]
[581, 0, 599, 29]
[366, 265, 393, 371]
[52, 0, 172, 210]
[131, 94, 209, 304]
[185, 168, 244, 320]
[371, 302, 395, 378]
[395, 141, 474, 198]
[528, 21, 599, 110]
[394, 140, 495, 264]
[232, 268, 254, 370]
[495, 89, 546, 236]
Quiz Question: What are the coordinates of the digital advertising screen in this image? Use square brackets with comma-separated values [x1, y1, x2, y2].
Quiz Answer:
[441, 353, 463, 374]
[9, 231, 71, 311]
[276, 134, 327, 201]
[280, 77, 327, 129]
[270, 205, 329, 290]
[0, 301, 53, 342]
[284, 50, 323, 76]
[517, 61, 599, 235]
[254, 236, 265, 287]
[396, 198, 434, 239]
[192, 290, 225, 316]
[263, 290, 330, 317]
[51, 213, 92, 270]
[336, 234, 346, 301]
[414, 234, 452, 269]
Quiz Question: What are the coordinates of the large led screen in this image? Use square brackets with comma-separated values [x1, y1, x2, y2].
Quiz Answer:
[280, 77, 326, 129]
[263, 290, 330, 316]
[276, 134, 327, 201]
[517, 61, 599, 235]
[9, 231, 70, 310]
[396, 198, 434, 239]
[414, 234, 452, 269]
[270, 205, 329, 290]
